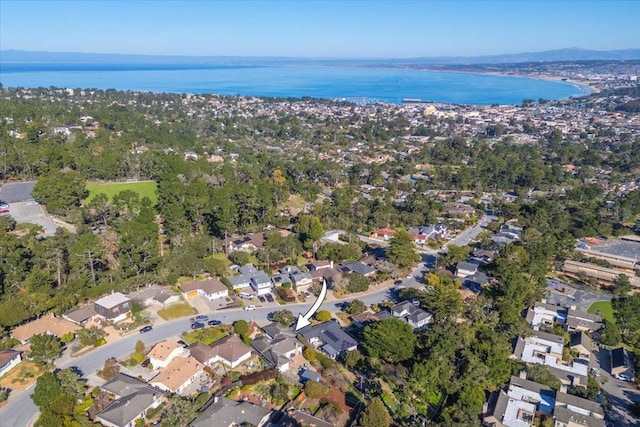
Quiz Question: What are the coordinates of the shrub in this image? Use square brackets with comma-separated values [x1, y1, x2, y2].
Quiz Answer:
[131, 352, 146, 364]
[304, 381, 328, 399]
[303, 348, 317, 362]
[60, 332, 75, 344]
[240, 368, 279, 386]
[346, 273, 370, 293]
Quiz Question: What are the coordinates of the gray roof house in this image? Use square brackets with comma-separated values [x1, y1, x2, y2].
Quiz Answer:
[252, 322, 302, 372]
[190, 397, 273, 427]
[341, 261, 376, 277]
[298, 321, 357, 359]
[390, 301, 432, 331]
[227, 274, 252, 290]
[97, 374, 165, 427]
[94, 292, 132, 323]
[250, 271, 273, 295]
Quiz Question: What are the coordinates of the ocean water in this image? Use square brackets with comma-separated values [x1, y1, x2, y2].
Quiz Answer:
[0, 63, 590, 105]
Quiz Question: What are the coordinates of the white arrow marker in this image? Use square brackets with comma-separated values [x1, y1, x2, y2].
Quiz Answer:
[295, 279, 327, 331]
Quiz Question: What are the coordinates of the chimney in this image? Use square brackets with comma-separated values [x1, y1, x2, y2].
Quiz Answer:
[330, 260, 334, 268]
[519, 370, 527, 379]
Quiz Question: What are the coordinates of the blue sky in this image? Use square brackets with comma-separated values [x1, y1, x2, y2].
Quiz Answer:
[0, 0, 638, 57]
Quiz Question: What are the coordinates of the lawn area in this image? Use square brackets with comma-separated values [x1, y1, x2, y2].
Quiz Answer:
[588, 300, 615, 323]
[157, 302, 197, 320]
[182, 326, 230, 345]
[85, 180, 158, 204]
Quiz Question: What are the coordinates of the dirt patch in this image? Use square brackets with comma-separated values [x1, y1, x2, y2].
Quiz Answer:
[0, 360, 46, 390]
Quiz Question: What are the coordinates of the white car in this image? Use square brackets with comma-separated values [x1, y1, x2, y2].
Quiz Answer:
[615, 374, 632, 382]
[244, 305, 256, 311]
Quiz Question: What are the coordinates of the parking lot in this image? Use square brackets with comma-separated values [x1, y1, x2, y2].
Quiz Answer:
[8, 201, 58, 237]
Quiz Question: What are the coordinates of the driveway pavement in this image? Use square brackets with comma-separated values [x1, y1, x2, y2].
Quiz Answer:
[8, 201, 57, 237]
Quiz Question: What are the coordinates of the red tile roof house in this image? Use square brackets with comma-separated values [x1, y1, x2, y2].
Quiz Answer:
[372, 228, 396, 240]
[180, 278, 229, 301]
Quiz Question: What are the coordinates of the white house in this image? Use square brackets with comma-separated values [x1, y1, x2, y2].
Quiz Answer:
[0, 350, 22, 377]
[180, 278, 229, 301]
[147, 340, 187, 369]
[250, 272, 273, 296]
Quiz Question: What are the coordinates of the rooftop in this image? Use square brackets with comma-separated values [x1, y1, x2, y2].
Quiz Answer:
[95, 292, 131, 309]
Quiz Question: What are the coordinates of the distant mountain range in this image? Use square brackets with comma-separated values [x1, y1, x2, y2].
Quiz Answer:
[1, 47, 640, 66]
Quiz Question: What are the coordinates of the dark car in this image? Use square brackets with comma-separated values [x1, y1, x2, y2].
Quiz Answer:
[257, 295, 266, 303]
[139, 325, 153, 333]
[190, 315, 208, 322]
[177, 339, 187, 347]
[207, 319, 222, 326]
[265, 294, 274, 303]
[141, 358, 151, 367]
[394, 280, 403, 286]
[191, 322, 205, 330]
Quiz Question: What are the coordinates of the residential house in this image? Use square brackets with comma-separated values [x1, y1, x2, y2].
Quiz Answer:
[321, 229, 342, 243]
[252, 324, 302, 372]
[129, 287, 181, 308]
[372, 228, 396, 240]
[308, 260, 334, 271]
[610, 347, 628, 376]
[483, 375, 555, 427]
[227, 233, 265, 253]
[180, 278, 229, 301]
[11, 313, 81, 345]
[62, 305, 98, 325]
[150, 356, 204, 395]
[190, 397, 273, 427]
[554, 392, 605, 427]
[350, 311, 381, 328]
[410, 224, 448, 240]
[188, 342, 216, 367]
[94, 292, 132, 323]
[0, 350, 22, 376]
[251, 271, 273, 295]
[566, 309, 602, 333]
[340, 261, 376, 277]
[277, 266, 312, 292]
[298, 321, 358, 359]
[310, 266, 342, 288]
[209, 335, 253, 368]
[568, 332, 594, 361]
[286, 409, 334, 427]
[525, 302, 568, 329]
[446, 202, 476, 218]
[227, 274, 252, 291]
[390, 301, 432, 331]
[97, 373, 165, 427]
[147, 340, 187, 369]
[455, 260, 480, 278]
[513, 331, 588, 386]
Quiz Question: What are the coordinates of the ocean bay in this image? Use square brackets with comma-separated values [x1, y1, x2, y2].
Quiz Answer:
[0, 63, 589, 105]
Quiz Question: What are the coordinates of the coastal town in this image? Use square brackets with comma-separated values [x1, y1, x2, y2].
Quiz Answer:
[0, 58, 639, 427]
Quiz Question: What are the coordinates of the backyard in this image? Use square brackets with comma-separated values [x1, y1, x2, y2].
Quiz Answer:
[0, 361, 46, 390]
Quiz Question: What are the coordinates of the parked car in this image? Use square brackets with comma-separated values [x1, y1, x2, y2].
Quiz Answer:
[191, 322, 205, 329]
[615, 374, 632, 382]
[394, 280, 403, 286]
[257, 295, 266, 303]
[207, 319, 222, 326]
[139, 325, 153, 333]
[244, 305, 256, 311]
[141, 358, 151, 367]
[190, 315, 208, 322]
[265, 294, 274, 303]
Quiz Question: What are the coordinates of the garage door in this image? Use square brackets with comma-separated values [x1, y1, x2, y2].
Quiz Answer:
[186, 290, 199, 298]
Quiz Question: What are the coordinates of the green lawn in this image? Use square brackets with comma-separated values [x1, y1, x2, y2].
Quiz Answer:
[588, 301, 615, 323]
[157, 302, 196, 320]
[181, 326, 230, 345]
[85, 180, 158, 204]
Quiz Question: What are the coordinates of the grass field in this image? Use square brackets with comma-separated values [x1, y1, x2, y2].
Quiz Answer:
[157, 302, 196, 320]
[85, 181, 158, 204]
[588, 300, 615, 323]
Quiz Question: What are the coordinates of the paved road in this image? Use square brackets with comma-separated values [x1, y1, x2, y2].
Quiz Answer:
[0, 286, 397, 427]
